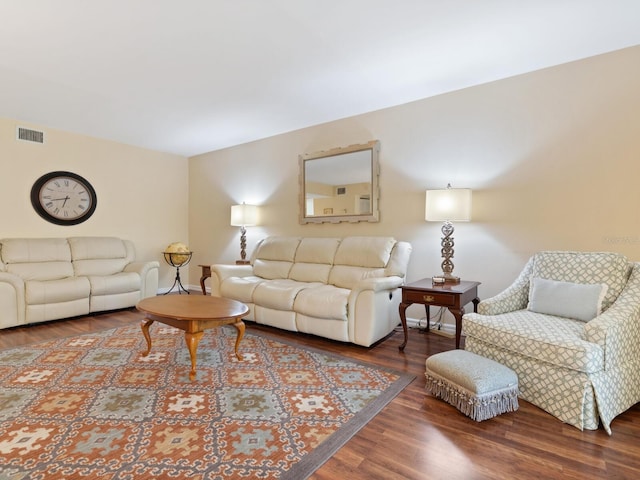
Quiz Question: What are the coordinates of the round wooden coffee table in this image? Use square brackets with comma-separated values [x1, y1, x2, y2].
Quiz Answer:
[137, 295, 249, 381]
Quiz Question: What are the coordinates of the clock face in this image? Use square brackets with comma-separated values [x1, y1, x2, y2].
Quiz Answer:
[31, 171, 97, 225]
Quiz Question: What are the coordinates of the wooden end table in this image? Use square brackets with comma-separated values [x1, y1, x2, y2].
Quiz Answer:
[398, 278, 480, 351]
[137, 295, 249, 381]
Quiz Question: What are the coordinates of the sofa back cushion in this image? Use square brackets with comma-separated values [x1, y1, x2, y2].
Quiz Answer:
[333, 236, 395, 268]
[1, 238, 73, 280]
[532, 251, 630, 312]
[289, 238, 341, 284]
[69, 237, 132, 276]
[252, 237, 301, 280]
[329, 237, 397, 289]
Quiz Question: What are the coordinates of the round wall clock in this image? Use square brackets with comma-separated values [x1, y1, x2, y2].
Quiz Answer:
[30, 171, 97, 225]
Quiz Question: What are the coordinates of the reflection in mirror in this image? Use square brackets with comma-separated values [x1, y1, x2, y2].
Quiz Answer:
[299, 140, 380, 224]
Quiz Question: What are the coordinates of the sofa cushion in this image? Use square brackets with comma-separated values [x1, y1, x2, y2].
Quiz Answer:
[531, 251, 629, 311]
[294, 237, 341, 264]
[88, 272, 141, 296]
[1, 238, 71, 263]
[328, 265, 387, 290]
[252, 279, 320, 311]
[293, 284, 349, 321]
[68, 237, 128, 260]
[253, 237, 300, 262]
[6, 262, 74, 281]
[528, 277, 607, 322]
[69, 237, 131, 276]
[463, 310, 604, 373]
[220, 276, 265, 303]
[26, 277, 91, 305]
[253, 259, 294, 280]
[289, 263, 332, 284]
[334, 236, 395, 268]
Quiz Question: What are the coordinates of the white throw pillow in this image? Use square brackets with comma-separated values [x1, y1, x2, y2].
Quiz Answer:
[527, 277, 608, 322]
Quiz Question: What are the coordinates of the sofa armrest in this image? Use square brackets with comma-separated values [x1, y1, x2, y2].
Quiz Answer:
[0, 272, 26, 327]
[478, 257, 534, 315]
[585, 263, 640, 369]
[124, 261, 160, 298]
[351, 276, 404, 293]
[210, 264, 254, 296]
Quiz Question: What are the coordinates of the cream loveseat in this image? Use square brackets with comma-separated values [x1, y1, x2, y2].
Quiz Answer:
[210, 236, 412, 347]
[463, 251, 640, 434]
[0, 237, 159, 329]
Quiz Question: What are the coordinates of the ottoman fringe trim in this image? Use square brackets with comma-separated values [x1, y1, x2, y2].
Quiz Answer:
[425, 371, 519, 422]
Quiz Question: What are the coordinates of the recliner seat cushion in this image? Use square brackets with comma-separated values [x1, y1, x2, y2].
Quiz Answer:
[293, 284, 349, 321]
[220, 276, 265, 303]
[328, 265, 387, 290]
[26, 277, 90, 305]
[88, 272, 141, 296]
[253, 279, 320, 311]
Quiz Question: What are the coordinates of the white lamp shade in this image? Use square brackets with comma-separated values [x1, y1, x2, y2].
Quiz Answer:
[230, 203, 258, 226]
[425, 188, 472, 222]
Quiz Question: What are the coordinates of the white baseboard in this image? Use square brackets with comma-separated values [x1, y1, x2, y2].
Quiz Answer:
[406, 316, 456, 338]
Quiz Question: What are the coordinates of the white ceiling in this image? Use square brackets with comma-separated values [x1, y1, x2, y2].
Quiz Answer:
[1, 1, 639, 157]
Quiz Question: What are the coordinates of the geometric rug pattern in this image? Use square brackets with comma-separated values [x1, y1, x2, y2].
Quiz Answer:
[0, 323, 413, 479]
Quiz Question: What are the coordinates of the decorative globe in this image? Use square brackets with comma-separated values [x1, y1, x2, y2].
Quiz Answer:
[164, 242, 191, 266]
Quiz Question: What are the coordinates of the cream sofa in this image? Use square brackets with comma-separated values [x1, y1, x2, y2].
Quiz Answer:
[0, 237, 159, 329]
[463, 251, 640, 434]
[210, 236, 412, 347]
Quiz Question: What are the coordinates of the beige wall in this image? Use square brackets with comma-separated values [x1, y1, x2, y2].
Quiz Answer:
[3, 46, 638, 327]
[0, 119, 189, 289]
[189, 46, 640, 325]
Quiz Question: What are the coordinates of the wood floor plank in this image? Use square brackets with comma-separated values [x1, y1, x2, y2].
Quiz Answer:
[2, 308, 640, 479]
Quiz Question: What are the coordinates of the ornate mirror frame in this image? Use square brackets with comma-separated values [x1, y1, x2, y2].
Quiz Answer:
[299, 140, 380, 224]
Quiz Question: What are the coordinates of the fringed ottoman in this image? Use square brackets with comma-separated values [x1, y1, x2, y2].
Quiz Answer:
[425, 350, 519, 421]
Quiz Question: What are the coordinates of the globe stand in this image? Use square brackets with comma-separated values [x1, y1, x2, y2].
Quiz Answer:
[163, 251, 193, 295]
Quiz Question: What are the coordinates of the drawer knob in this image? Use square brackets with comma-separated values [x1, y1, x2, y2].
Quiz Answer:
[424, 295, 435, 302]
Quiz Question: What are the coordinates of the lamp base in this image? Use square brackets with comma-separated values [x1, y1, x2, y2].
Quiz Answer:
[433, 274, 460, 285]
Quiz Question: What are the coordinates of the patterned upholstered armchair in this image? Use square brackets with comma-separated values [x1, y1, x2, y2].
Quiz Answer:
[463, 251, 640, 434]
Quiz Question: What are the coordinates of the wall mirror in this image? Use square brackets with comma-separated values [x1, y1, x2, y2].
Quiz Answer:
[299, 140, 380, 224]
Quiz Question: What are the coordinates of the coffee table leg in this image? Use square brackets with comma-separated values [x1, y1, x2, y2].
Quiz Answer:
[233, 320, 245, 361]
[185, 331, 204, 381]
[141, 319, 154, 356]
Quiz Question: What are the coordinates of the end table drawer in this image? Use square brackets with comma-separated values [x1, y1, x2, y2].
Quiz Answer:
[403, 290, 456, 306]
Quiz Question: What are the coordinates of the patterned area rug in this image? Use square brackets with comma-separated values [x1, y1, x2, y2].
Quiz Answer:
[0, 323, 413, 479]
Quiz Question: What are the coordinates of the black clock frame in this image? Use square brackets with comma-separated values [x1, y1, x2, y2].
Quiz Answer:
[30, 171, 98, 226]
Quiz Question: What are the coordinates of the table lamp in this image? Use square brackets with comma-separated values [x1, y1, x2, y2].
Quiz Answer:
[425, 184, 472, 284]
[230, 203, 258, 264]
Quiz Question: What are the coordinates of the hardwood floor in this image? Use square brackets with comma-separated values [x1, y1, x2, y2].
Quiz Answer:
[2, 309, 640, 479]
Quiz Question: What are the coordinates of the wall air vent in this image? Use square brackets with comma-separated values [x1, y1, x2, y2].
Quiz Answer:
[336, 187, 346, 195]
[16, 126, 45, 144]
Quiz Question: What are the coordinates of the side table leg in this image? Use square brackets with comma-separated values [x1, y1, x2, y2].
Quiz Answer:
[450, 308, 465, 349]
[398, 302, 410, 351]
[185, 331, 204, 381]
[232, 320, 245, 361]
[141, 319, 154, 356]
